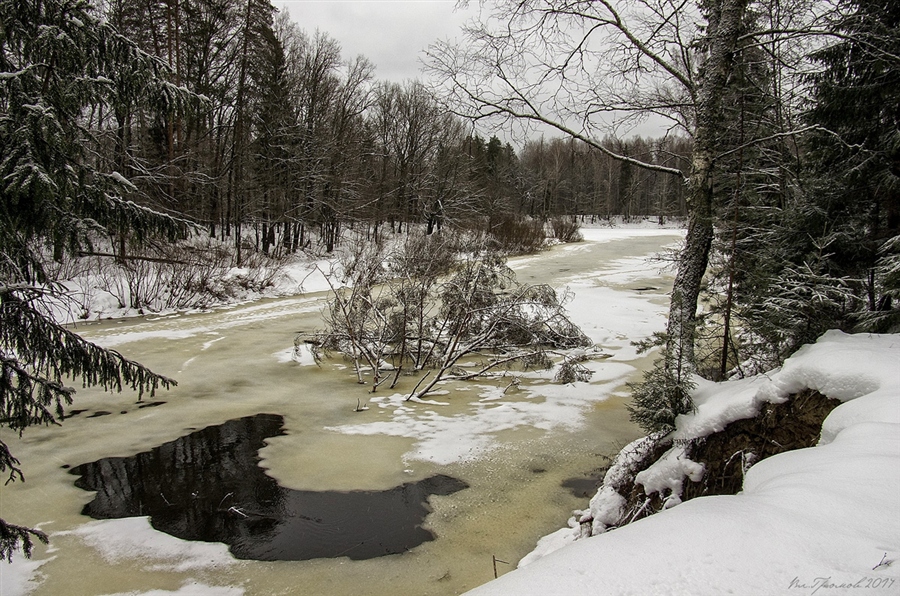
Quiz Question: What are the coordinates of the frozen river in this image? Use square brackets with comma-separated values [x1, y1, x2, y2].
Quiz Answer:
[2, 227, 683, 596]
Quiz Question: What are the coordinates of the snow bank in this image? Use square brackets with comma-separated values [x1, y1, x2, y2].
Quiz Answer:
[467, 331, 900, 596]
[48, 246, 336, 325]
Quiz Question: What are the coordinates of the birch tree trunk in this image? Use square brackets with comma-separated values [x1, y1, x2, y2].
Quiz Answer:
[665, 0, 749, 382]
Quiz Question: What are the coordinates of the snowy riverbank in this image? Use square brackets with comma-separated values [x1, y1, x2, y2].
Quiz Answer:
[49, 218, 682, 325]
[2, 224, 685, 596]
[466, 330, 900, 596]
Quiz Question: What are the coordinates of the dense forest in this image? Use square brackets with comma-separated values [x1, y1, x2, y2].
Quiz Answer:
[46, 0, 693, 260]
[1, 0, 898, 562]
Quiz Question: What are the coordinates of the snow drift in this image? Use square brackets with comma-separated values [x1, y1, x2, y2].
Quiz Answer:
[467, 330, 900, 596]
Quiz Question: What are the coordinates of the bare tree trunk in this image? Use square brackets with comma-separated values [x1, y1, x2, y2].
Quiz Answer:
[665, 0, 748, 382]
[283, 220, 292, 252]
[666, 202, 714, 378]
[230, 0, 254, 268]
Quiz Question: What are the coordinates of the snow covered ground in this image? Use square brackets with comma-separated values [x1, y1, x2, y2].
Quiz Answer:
[46, 240, 338, 325]
[21, 223, 898, 596]
[49, 219, 677, 325]
[15, 223, 899, 596]
[466, 330, 900, 596]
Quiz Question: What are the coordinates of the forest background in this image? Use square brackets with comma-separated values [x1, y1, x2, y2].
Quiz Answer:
[1, 0, 898, 562]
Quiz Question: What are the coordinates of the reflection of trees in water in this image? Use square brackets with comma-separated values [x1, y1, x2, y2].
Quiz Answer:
[71, 414, 468, 560]
[72, 415, 285, 549]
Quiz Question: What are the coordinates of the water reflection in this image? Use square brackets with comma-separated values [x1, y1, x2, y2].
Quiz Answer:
[70, 414, 468, 561]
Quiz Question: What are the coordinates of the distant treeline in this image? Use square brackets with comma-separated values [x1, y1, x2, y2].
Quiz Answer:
[85, 0, 690, 259]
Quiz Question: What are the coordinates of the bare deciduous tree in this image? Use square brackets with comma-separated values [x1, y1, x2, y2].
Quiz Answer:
[427, 0, 840, 425]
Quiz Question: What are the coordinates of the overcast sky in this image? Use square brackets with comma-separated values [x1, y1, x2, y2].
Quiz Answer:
[273, 0, 475, 83]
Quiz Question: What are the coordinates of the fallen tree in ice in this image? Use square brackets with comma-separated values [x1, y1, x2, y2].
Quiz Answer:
[301, 233, 592, 398]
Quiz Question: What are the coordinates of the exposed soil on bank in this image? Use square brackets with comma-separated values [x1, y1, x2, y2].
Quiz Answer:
[593, 388, 842, 528]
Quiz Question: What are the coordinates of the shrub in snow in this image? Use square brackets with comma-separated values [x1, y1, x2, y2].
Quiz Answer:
[49, 236, 292, 320]
[549, 216, 584, 244]
[627, 339, 697, 434]
[488, 214, 547, 254]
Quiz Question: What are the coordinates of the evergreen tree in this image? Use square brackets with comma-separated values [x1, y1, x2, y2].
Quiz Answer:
[804, 0, 900, 332]
[694, 6, 804, 377]
[712, 0, 900, 374]
[251, 21, 294, 255]
[691, 0, 900, 377]
[0, 0, 189, 560]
